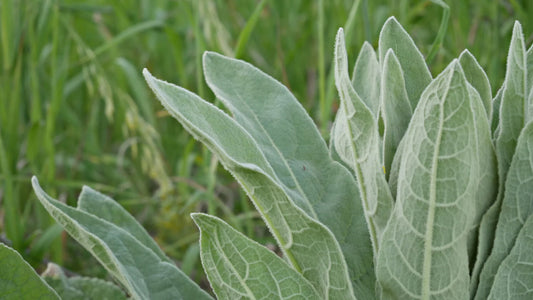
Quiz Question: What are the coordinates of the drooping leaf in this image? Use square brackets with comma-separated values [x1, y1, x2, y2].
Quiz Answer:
[381, 49, 412, 176]
[487, 213, 533, 299]
[0, 243, 59, 300]
[32, 177, 213, 300]
[351, 41, 381, 116]
[143, 69, 355, 299]
[203, 51, 374, 299]
[41, 263, 127, 300]
[333, 28, 394, 252]
[376, 61, 480, 300]
[378, 16, 432, 110]
[475, 122, 533, 299]
[77, 186, 171, 263]
[191, 213, 321, 300]
[459, 49, 492, 117]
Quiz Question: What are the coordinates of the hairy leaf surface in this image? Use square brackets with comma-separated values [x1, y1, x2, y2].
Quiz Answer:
[381, 49, 412, 176]
[459, 50, 492, 117]
[192, 213, 321, 300]
[377, 61, 480, 300]
[378, 17, 432, 110]
[203, 52, 374, 299]
[32, 178, 213, 300]
[77, 186, 171, 263]
[475, 122, 533, 299]
[351, 42, 381, 116]
[488, 213, 533, 299]
[474, 22, 528, 299]
[144, 70, 355, 299]
[333, 28, 394, 251]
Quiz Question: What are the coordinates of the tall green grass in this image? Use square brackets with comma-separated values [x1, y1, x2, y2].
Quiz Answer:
[0, 0, 530, 286]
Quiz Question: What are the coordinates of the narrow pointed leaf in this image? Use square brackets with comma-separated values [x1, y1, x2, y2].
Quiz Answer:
[495, 21, 527, 184]
[192, 213, 321, 300]
[144, 70, 355, 299]
[376, 61, 479, 300]
[491, 87, 503, 136]
[459, 50, 492, 117]
[0, 243, 59, 300]
[351, 42, 381, 116]
[77, 186, 171, 263]
[203, 51, 374, 299]
[487, 213, 533, 299]
[475, 122, 533, 299]
[333, 28, 394, 251]
[381, 49, 412, 176]
[42, 263, 127, 300]
[32, 177, 213, 300]
[378, 16, 432, 109]
[474, 23, 528, 299]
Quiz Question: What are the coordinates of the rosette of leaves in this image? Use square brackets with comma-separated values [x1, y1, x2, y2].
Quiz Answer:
[6, 17, 533, 299]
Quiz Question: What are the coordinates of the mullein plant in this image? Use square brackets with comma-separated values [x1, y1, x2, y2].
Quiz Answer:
[3, 16, 533, 299]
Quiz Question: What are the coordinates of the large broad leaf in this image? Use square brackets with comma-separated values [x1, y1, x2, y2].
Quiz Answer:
[202, 51, 374, 299]
[475, 122, 533, 299]
[191, 213, 321, 300]
[32, 177, 213, 300]
[376, 61, 482, 300]
[459, 50, 492, 118]
[378, 16, 432, 110]
[0, 243, 59, 300]
[333, 28, 393, 251]
[381, 49, 412, 176]
[473, 22, 528, 299]
[42, 263, 127, 300]
[487, 213, 533, 299]
[77, 186, 171, 263]
[143, 70, 355, 299]
[351, 41, 381, 116]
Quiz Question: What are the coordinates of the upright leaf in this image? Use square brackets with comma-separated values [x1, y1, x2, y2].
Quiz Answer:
[333, 28, 394, 252]
[378, 16, 432, 110]
[459, 50, 492, 117]
[351, 42, 381, 116]
[144, 70, 355, 299]
[376, 61, 479, 300]
[487, 214, 533, 299]
[475, 122, 533, 300]
[203, 51, 374, 299]
[0, 243, 59, 300]
[494, 21, 527, 184]
[381, 49, 412, 176]
[192, 213, 321, 300]
[32, 178, 213, 300]
[474, 23, 527, 298]
[527, 45, 533, 120]
[77, 186, 171, 263]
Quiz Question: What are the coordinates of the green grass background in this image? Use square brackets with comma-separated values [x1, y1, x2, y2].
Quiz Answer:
[0, 0, 531, 288]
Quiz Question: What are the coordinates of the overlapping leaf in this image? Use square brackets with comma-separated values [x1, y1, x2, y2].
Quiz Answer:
[202, 51, 374, 299]
[488, 213, 533, 299]
[351, 42, 381, 116]
[459, 50, 492, 117]
[376, 61, 481, 300]
[378, 17, 432, 110]
[143, 70, 355, 299]
[473, 22, 528, 299]
[381, 49, 412, 176]
[192, 213, 321, 300]
[32, 177, 213, 300]
[333, 28, 393, 251]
